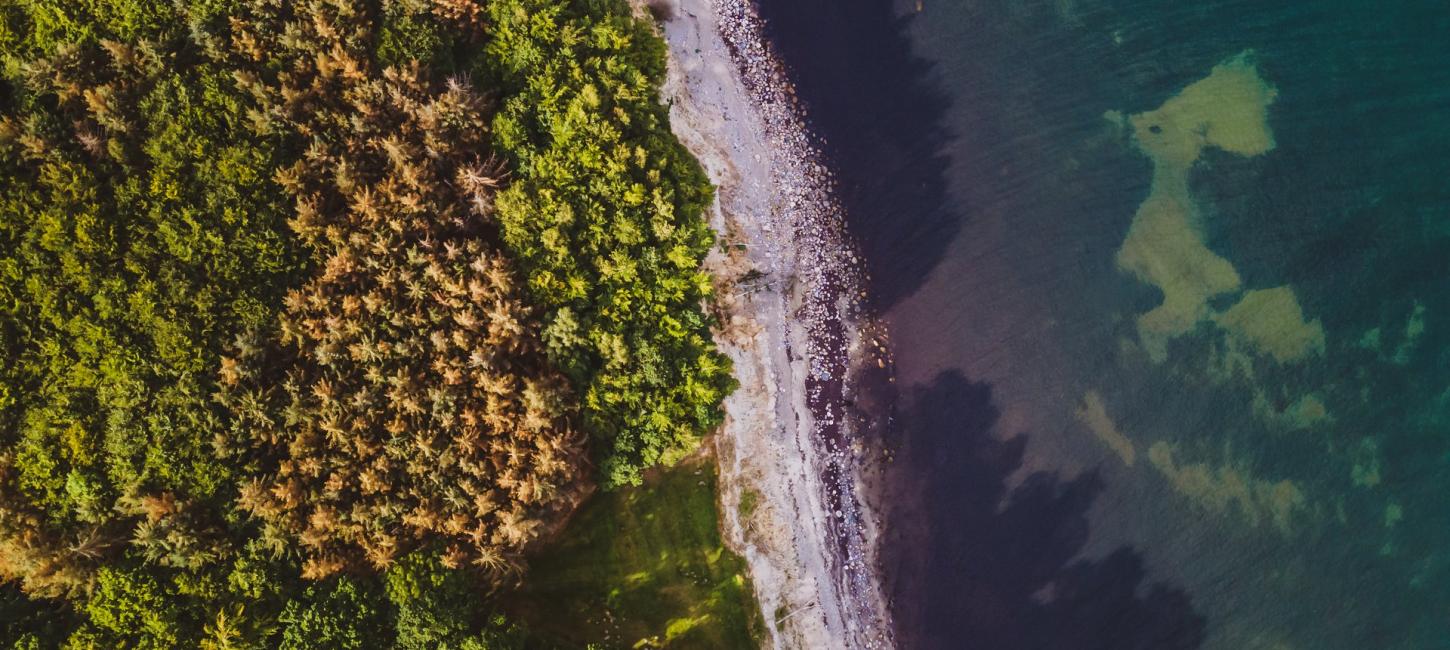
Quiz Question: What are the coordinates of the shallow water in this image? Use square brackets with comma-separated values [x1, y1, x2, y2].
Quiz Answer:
[753, 0, 1450, 648]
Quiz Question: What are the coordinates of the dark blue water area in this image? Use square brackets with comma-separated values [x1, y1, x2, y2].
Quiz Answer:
[752, 0, 1450, 648]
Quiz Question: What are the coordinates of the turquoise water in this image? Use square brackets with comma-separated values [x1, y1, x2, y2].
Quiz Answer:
[757, 0, 1450, 647]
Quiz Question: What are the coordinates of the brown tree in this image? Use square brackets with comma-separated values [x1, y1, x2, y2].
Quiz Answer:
[216, 0, 589, 584]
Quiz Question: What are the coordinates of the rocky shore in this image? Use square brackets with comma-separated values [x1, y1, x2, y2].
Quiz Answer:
[640, 0, 897, 646]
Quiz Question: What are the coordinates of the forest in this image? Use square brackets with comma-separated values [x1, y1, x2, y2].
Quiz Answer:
[0, 0, 745, 647]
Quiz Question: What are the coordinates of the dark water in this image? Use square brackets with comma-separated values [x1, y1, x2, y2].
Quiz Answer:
[753, 0, 1450, 648]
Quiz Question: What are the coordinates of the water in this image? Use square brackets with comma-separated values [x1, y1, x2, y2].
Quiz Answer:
[752, 0, 1450, 648]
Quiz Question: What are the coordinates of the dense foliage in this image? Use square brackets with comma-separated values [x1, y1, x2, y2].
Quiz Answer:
[0, 13, 302, 596]
[45, 545, 525, 649]
[0, 0, 745, 645]
[217, 0, 588, 582]
[485, 0, 735, 486]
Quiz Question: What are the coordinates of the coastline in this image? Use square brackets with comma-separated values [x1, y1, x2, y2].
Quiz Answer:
[641, 0, 896, 646]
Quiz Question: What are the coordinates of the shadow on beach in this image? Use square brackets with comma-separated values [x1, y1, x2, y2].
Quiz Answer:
[880, 371, 1206, 649]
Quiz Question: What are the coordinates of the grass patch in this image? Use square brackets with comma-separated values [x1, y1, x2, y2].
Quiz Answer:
[737, 487, 760, 523]
[512, 457, 763, 648]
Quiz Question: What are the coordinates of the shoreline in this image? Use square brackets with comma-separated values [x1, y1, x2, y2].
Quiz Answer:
[644, 0, 896, 646]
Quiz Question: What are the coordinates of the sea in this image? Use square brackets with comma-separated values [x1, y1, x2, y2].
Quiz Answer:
[750, 0, 1450, 648]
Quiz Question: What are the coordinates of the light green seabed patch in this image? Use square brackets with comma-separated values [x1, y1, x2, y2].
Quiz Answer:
[1355, 300, 1425, 365]
[1097, 54, 1325, 537]
[1392, 301, 1426, 364]
[1113, 51, 1325, 372]
[1075, 387, 1310, 534]
[1215, 286, 1326, 364]
[1384, 502, 1403, 528]
[1146, 441, 1307, 535]
[1253, 391, 1333, 431]
[1114, 51, 1272, 361]
[1350, 438, 1383, 488]
[1357, 327, 1382, 351]
[1075, 390, 1137, 466]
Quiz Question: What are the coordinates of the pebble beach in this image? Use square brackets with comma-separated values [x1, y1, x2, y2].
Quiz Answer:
[643, 0, 897, 646]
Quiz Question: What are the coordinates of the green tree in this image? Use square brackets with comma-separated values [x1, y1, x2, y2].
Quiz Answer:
[386, 549, 474, 648]
[482, 0, 735, 486]
[277, 577, 389, 650]
[73, 566, 186, 649]
[0, 10, 303, 596]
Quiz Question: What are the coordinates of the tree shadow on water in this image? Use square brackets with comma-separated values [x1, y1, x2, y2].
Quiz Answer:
[882, 371, 1205, 650]
[754, 0, 961, 313]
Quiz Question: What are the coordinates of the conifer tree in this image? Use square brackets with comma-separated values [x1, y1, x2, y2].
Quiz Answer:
[217, 0, 589, 583]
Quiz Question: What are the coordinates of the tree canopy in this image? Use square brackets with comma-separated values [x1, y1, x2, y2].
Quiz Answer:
[0, 11, 303, 596]
[486, 0, 734, 487]
[216, 0, 588, 580]
[0, 0, 740, 645]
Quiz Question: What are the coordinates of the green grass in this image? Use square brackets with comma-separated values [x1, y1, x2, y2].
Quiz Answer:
[511, 456, 763, 649]
[737, 488, 760, 523]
